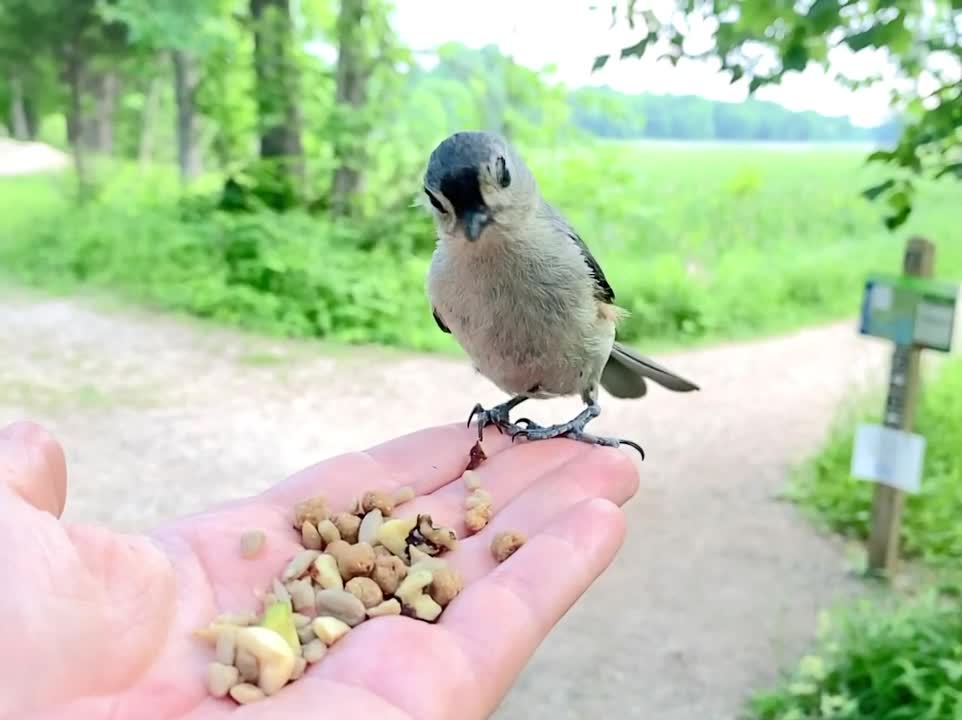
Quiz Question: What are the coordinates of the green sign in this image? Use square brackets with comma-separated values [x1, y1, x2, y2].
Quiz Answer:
[859, 273, 959, 352]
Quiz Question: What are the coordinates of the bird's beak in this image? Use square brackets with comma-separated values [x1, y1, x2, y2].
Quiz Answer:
[461, 208, 490, 242]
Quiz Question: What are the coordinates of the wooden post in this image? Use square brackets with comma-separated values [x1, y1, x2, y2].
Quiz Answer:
[866, 236, 935, 576]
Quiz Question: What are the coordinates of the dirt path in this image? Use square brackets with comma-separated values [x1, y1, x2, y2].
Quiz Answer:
[1, 286, 892, 719]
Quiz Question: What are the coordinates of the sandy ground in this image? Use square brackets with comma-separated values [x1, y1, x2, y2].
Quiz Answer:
[0, 138, 70, 175]
[0, 283, 895, 719]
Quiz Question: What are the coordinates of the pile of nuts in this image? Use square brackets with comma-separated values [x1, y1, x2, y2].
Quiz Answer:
[195, 472, 525, 704]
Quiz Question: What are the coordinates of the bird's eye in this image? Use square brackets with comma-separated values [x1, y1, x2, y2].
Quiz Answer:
[495, 156, 511, 188]
[424, 188, 447, 213]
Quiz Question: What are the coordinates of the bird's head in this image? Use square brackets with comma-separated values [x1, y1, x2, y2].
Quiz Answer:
[421, 130, 538, 243]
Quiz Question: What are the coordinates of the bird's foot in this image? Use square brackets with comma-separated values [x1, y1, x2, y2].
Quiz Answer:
[508, 406, 645, 459]
[466, 398, 528, 442]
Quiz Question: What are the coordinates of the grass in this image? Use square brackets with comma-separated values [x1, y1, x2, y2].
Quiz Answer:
[1, 141, 960, 356]
[747, 587, 962, 720]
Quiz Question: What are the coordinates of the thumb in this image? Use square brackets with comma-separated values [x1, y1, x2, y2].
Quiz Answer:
[0, 420, 67, 517]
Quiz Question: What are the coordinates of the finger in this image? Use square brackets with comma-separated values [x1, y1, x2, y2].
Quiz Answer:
[447, 446, 638, 583]
[262, 422, 514, 511]
[386, 436, 597, 533]
[441, 498, 626, 706]
[0, 420, 67, 517]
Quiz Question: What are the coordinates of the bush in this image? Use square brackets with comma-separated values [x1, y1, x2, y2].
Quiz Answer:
[748, 589, 962, 720]
[1, 142, 960, 353]
[785, 357, 962, 567]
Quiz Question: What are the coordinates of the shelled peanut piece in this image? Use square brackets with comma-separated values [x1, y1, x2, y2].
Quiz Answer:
[462, 471, 494, 533]
[196, 488, 463, 704]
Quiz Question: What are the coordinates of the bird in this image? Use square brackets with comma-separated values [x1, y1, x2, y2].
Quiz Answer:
[420, 130, 699, 458]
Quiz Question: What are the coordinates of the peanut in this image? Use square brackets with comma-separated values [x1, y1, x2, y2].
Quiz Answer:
[235, 626, 297, 696]
[376, 515, 418, 559]
[360, 490, 394, 516]
[372, 554, 407, 596]
[215, 627, 236, 666]
[287, 578, 315, 615]
[331, 512, 361, 544]
[315, 519, 341, 546]
[302, 638, 327, 664]
[293, 496, 329, 529]
[491, 530, 526, 563]
[346, 576, 384, 609]
[333, 542, 376, 581]
[235, 647, 259, 684]
[291, 656, 308, 681]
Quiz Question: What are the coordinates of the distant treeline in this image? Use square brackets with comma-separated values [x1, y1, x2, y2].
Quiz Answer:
[411, 43, 898, 146]
[568, 87, 899, 143]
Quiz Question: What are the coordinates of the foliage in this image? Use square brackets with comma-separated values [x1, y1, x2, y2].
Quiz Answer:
[1, 143, 959, 355]
[602, 0, 962, 230]
[785, 357, 962, 567]
[747, 588, 962, 720]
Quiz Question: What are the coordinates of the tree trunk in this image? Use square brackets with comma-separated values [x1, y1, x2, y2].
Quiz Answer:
[93, 71, 118, 154]
[138, 74, 160, 167]
[8, 75, 30, 141]
[330, 0, 369, 217]
[172, 49, 202, 183]
[23, 93, 39, 140]
[250, 0, 304, 207]
[64, 45, 90, 197]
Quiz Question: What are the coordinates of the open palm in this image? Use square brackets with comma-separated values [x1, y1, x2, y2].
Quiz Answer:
[2, 420, 638, 720]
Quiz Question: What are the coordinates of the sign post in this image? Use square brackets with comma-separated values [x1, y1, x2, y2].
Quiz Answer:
[854, 236, 957, 576]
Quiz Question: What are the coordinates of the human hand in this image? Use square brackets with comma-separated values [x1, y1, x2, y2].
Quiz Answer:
[0, 419, 639, 720]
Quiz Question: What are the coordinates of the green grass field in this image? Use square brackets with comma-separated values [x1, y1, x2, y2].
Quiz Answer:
[1, 141, 959, 354]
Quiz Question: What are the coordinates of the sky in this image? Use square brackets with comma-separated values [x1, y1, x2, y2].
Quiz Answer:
[390, 0, 899, 128]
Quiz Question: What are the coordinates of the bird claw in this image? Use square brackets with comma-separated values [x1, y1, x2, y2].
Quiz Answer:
[507, 406, 645, 460]
[467, 401, 522, 443]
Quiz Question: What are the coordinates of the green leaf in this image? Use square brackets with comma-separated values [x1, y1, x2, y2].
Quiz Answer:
[861, 178, 895, 200]
[935, 162, 962, 180]
[620, 32, 654, 59]
[592, 53, 610, 72]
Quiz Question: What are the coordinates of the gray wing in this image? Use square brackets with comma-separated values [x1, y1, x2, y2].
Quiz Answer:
[541, 201, 615, 304]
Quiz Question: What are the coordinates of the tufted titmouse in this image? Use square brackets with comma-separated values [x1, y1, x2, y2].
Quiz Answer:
[420, 130, 699, 457]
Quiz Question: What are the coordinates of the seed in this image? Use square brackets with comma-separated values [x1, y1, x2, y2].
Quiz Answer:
[291, 656, 307, 680]
[367, 598, 402, 618]
[215, 627, 236, 666]
[315, 519, 341, 546]
[301, 522, 322, 550]
[296, 624, 316, 644]
[358, 509, 384, 545]
[272, 578, 291, 605]
[240, 530, 266, 558]
[292, 612, 311, 629]
[465, 503, 492, 533]
[312, 616, 351, 646]
[287, 578, 315, 615]
[372, 554, 407, 596]
[235, 626, 297, 696]
[376, 516, 418, 559]
[334, 542, 376, 581]
[282, 549, 321, 582]
[465, 489, 492, 509]
[315, 588, 367, 627]
[302, 638, 328, 663]
[311, 553, 344, 591]
[229, 683, 266, 704]
[207, 662, 239, 698]
[235, 647, 259, 684]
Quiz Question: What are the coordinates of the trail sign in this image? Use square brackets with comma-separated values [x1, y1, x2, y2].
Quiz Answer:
[859, 273, 958, 352]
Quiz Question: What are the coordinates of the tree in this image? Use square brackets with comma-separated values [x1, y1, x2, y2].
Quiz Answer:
[250, 0, 304, 209]
[599, 0, 962, 229]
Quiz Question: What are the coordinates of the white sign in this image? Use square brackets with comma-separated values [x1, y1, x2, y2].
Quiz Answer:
[914, 301, 955, 350]
[851, 423, 925, 494]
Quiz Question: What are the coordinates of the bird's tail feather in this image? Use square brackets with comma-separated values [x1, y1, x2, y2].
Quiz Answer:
[600, 341, 700, 399]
